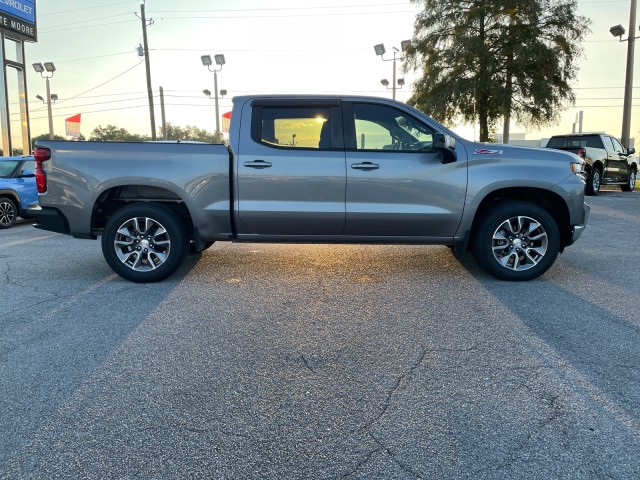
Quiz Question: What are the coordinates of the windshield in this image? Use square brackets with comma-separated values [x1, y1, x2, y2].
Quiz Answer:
[0, 161, 19, 178]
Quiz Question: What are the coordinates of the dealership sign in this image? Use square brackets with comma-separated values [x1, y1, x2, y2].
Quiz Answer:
[0, 0, 36, 41]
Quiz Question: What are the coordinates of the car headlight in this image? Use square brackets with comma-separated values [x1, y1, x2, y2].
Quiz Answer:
[570, 162, 584, 175]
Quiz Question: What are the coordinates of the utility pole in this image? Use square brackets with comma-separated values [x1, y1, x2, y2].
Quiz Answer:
[139, 3, 156, 140]
[621, 0, 637, 149]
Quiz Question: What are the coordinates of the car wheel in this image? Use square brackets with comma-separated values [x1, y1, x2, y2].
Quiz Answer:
[101, 203, 188, 283]
[621, 169, 636, 192]
[0, 197, 17, 229]
[472, 201, 560, 281]
[585, 168, 601, 196]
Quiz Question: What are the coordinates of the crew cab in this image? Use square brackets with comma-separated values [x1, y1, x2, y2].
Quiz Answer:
[28, 95, 589, 282]
[546, 133, 637, 195]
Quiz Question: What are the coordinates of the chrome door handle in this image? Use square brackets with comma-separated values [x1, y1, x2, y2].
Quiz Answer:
[243, 160, 272, 169]
[351, 162, 379, 171]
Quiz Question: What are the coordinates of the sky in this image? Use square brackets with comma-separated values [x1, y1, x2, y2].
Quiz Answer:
[17, 0, 640, 144]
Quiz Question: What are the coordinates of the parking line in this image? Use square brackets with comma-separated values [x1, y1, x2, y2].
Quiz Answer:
[0, 233, 59, 249]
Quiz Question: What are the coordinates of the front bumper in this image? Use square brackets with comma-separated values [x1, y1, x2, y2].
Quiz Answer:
[568, 202, 590, 245]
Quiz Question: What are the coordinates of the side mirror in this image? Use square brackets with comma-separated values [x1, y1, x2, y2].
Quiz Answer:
[434, 133, 457, 163]
[626, 147, 635, 155]
[434, 133, 456, 150]
[19, 170, 35, 178]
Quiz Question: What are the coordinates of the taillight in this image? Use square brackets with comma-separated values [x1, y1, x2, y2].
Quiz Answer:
[33, 146, 51, 193]
[576, 148, 586, 159]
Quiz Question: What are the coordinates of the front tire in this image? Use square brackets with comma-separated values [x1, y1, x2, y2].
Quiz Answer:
[102, 203, 188, 283]
[621, 169, 636, 192]
[0, 197, 17, 229]
[471, 201, 560, 281]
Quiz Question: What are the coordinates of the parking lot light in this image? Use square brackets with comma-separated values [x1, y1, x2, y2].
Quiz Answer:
[33, 62, 56, 139]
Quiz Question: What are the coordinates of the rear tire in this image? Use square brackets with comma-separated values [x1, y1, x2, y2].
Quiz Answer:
[0, 197, 17, 229]
[585, 167, 601, 196]
[471, 201, 560, 281]
[102, 203, 188, 283]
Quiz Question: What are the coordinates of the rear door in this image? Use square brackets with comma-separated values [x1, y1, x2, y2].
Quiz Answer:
[343, 102, 467, 238]
[236, 100, 346, 236]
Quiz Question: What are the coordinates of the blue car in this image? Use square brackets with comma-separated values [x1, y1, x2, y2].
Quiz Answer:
[0, 156, 37, 229]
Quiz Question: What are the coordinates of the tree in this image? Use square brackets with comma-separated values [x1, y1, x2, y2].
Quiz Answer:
[161, 123, 225, 144]
[405, 0, 590, 142]
[89, 125, 150, 142]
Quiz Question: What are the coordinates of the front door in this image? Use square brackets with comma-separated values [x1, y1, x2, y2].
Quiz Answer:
[343, 102, 467, 239]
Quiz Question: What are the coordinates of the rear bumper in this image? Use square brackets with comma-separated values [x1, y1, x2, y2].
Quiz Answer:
[27, 205, 70, 235]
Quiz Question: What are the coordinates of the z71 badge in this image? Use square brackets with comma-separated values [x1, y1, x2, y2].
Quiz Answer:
[474, 149, 504, 155]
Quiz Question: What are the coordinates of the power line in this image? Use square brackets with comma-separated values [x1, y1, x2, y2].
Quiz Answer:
[152, 2, 410, 14]
[39, 1, 139, 16]
[57, 62, 144, 105]
[37, 7, 415, 34]
[38, 19, 138, 34]
[153, 10, 415, 20]
[53, 51, 134, 65]
[39, 12, 132, 30]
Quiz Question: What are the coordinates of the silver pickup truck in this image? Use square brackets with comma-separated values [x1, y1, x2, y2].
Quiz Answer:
[29, 95, 589, 282]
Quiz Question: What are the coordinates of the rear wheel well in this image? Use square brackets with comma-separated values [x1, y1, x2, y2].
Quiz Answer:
[0, 191, 20, 205]
[92, 185, 194, 239]
[470, 188, 571, 251]
[0, 191, 22, 215]
[589, 161, 603, 175]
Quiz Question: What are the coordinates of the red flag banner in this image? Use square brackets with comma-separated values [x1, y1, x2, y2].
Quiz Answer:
[65, 114, 81, 138]
[222, 111, 231, 133]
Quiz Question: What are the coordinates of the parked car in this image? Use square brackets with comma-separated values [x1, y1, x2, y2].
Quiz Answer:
[546, 133, 637, 195]
[0, 156, 37, 229]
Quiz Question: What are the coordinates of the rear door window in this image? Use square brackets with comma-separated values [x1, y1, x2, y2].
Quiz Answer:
[253, 106, 339, 150]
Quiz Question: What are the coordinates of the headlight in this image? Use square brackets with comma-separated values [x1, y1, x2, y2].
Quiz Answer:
[570, 162, 584, 175]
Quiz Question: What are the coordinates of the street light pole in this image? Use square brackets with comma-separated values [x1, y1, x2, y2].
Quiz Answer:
[201, 54, 226, 138]
[374, 40, 411, 100]
[45, 77, 53, 139]
[32, 62, 56, 140]
[392, 49, 397, 100]
[214, 69, 220, 136]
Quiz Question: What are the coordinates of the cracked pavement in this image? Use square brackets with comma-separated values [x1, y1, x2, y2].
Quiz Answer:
[1, 191, 639, 479]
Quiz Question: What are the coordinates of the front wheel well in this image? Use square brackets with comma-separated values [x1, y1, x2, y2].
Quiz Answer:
[469, 188, 571, 251]
[92, 185, 194, 239]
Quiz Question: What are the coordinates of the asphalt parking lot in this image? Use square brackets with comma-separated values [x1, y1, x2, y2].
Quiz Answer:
[1, 191, 639, 479]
